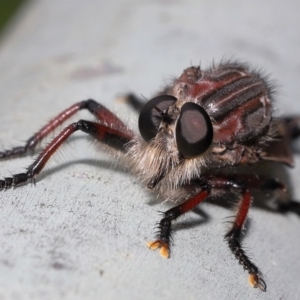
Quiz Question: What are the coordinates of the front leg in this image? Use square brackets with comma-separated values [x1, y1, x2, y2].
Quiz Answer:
[148, 174, 292, 291]
[147, 188, 210, 258]
[0, 120, 133, 190]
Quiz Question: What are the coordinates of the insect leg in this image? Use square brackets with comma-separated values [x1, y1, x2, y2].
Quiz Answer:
[147, 188, 210, 258]
[122, 89, 173, 113]
[0, 120, 133, 190]
[0, 99, 132, 159]
[224, 189, 266, 291]
[121, 93, 146, 112]
[196, 174, 270, 290]
[208, 173, 300, 215]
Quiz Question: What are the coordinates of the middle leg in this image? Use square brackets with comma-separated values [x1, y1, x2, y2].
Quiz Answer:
[224, 189, 266, 291]
[0, 99, 132, 160]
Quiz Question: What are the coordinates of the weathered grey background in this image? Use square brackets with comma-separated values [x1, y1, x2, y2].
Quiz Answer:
[0, 1, 300, 299]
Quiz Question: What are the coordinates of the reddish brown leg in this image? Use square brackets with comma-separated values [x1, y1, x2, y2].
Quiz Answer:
[204, 173, 300, 215]
[0, 119, 133, 190]
[0, 99, 132, 159]
[150, 174, 276, 291]
[202, 174, 272, 291]
[204, 173, 299, 291]
[224, 190, 266, 292]
[147, 188, 210, 258]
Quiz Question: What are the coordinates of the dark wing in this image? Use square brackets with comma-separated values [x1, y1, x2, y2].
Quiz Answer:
[261, 118, 294, 167]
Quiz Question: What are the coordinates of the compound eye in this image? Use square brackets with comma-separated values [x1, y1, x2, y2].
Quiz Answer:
[176, 102, 213, 158]
[139, 95, 177, 142]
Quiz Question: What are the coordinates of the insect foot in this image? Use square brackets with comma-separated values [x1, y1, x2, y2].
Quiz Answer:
[248, 273, 267, 292]
[147, 240, 170, 258]
[0, 172, 30, 190]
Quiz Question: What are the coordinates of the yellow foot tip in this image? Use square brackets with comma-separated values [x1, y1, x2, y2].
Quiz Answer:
[159, 246, 169, 258]
[147, 241, 160, 250]
[146, 240, 170, 258]
[248, 273, 267, 292]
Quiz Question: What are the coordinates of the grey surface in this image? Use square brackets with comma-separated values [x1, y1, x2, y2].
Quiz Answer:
[0, 1, 300, 299]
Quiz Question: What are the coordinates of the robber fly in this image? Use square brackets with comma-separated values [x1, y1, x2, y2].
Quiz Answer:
[1, 61, 300, 292]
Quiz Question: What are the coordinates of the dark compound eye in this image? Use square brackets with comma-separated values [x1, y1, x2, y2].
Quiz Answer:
[139, 95, 177, 142]
[176, 102, 213, 158]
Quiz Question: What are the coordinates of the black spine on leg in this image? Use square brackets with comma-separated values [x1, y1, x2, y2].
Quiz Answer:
[225, 229, 259, 275]
[157, 209, 180, 245]
[225, 228, 266, 291]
